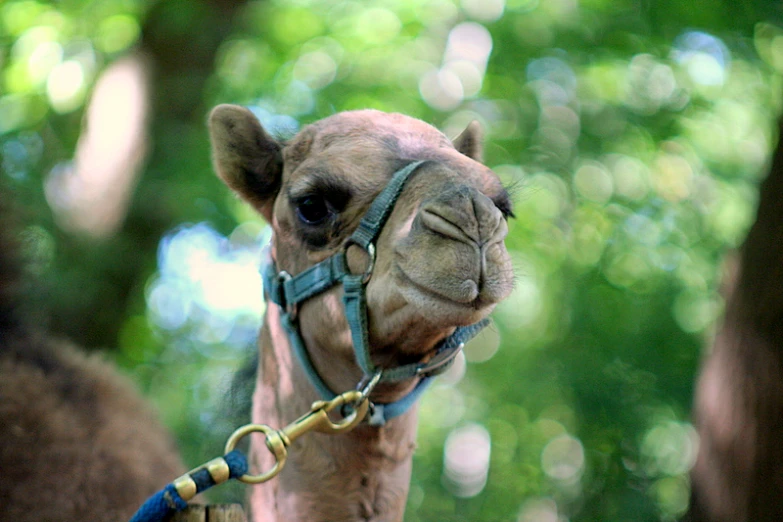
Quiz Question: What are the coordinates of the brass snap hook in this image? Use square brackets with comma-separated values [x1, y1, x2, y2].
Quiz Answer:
[223, 390, 370, 485]
[224, 424, 288, 484]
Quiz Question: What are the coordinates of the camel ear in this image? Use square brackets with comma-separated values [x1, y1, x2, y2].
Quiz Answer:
[209, 104, 282, 222]
[452, 120, 483, 162]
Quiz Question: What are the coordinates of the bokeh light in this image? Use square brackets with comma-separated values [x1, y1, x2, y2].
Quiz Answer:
[443, 423, 492, 498]
[147, 222, 267, 348]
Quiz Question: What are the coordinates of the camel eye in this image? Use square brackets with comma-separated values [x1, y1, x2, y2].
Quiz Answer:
[295, 195, 333, 226]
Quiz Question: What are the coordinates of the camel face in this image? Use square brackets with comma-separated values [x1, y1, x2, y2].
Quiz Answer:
[210, 105, 513, 379]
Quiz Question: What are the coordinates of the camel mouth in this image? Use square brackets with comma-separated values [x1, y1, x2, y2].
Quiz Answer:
[394, 265, 492, 325]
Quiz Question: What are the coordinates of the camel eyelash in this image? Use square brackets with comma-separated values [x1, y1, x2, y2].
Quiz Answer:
[494, 186, 515, 219]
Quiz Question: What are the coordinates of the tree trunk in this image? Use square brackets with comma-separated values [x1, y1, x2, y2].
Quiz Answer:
[687, 118, 783, 521]
[46, 0, 247, 349]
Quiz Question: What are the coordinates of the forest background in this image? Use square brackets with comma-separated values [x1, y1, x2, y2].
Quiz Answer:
[1, 0, 782, 520]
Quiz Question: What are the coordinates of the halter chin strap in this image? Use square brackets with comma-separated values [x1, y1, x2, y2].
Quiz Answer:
[262, 160, 489, 426]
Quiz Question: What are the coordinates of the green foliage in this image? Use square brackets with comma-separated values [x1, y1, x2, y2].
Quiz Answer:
[2, 0, 783, 520]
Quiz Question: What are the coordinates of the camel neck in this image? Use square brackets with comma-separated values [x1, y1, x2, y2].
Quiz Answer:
[248, 305, 418, 522]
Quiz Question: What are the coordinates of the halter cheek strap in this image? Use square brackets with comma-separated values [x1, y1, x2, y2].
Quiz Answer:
[262, 160, 489, 426]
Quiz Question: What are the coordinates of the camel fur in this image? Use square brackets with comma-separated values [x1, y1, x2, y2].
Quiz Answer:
[209, 105, 515, 522]
[0, 198, 185, 521]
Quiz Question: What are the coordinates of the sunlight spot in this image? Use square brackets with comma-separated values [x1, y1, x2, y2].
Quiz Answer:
[754, 23, 783, 69]
[443, 423, 491, 497]
[647, 63, 676, 102]
[439, 350, 467, 385]
[570, 221, 607, 266]
[651, 476, 691, 519]
[541, 434, 585, 483]
[46, 60, 85, 113]
[652, 152, 693, 202]
[463, 324, 501, 363]
[684, 53, 724, 86]
[422, 22, 493, 110]
[534, 418, 566, 440]
[517, 498, 559, 522]
[355, 8, 401, 45]
[529, 80, 570, 106]
[673, 291, 721, 333]
[446, 22, 493, 67]
[420, 67, 464, 111]
[624, 213, 661, 247]
[147, 223, 267, 348]
[540, 105, 580, 141]
[673, 31, 728, 87]
[248, 105, 300, 138]
[407, 484, 425, 511]
[45, 56, 147, 236]
[421, 386, 465, 427]
[13, 25, 58, 61]
[641, 421, 699, 476]
[96, 14, 141, 54]
[148, 278, 191, 331]
[415, 0, 460, 27]
[573, 161, 613, 204]
[606, 154, 650, 201]
[27, 40, 62, 85]
[604, 248, 653, 290]
[462, 0, 505, 22]
[495, 265, 542, 329]
[528, 173, 570, 219]
[277, 80, 315, 116]
[625, 54, 679, 114]
[443, 60, 483, 97]
[527, 57, 576, 103]
[293, 50, 337, 89]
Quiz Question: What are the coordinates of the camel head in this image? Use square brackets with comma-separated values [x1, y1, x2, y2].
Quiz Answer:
[209, 105, 514, 407]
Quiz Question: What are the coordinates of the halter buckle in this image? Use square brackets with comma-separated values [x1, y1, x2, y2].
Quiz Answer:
[277, 271, 298, 319]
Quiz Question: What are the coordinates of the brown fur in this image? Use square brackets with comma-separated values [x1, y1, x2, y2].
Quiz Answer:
[209, 106, 514, 521]
[0, 196, 184, 521]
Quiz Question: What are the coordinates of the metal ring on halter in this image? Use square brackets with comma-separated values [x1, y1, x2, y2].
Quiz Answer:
[276, 270, 297, 319]
[343, 240, 376, 284]
[224, 424, 288, 484]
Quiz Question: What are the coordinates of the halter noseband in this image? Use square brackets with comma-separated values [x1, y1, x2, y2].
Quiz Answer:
[262, 160, 489, 426]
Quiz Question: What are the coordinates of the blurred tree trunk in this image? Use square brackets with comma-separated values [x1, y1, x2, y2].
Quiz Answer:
[687, 118, 783, 521]
[47, 0, 248, 349]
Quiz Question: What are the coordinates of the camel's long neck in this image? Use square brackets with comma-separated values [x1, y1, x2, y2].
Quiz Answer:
[248, 304, 418, 522]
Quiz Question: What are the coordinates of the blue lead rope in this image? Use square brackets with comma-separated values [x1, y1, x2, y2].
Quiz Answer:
[129, 449, 249, 522]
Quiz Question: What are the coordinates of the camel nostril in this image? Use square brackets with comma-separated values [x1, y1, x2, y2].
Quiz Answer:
[470, 191, 504, 244]
[420, 208, 472, 242]
[418, 186, 504, 246]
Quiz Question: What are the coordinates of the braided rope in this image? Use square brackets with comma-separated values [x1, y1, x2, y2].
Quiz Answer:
[129, 449, 249, 522]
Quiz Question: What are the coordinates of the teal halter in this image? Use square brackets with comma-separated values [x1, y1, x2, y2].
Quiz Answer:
[262, 160, 489, 425]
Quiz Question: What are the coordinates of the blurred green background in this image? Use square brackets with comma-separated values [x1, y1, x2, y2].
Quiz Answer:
[2, 0, 783, 520]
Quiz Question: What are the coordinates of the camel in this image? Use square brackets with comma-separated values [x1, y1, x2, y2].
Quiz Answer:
[208, 105, 515, 521]
[0, 198, 185, 521]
